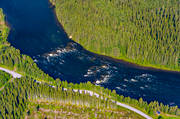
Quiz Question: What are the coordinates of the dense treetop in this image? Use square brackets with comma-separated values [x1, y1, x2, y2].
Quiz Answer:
[0, 70, 11, 88]
[0, 7, 180, 119]
[53, 0, 180, 71]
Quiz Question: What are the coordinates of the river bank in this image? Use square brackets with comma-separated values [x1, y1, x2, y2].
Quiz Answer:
[51, 0, 180, 72]
[1, 0, 180, 108]
[82, 47, 180, 74]
[0, 66, 152, 119]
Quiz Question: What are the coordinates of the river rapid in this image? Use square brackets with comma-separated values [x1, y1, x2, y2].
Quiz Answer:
[0, 0, 180, 107]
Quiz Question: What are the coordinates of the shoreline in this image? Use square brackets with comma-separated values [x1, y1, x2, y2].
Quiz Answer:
[49, 2, 180, 74]
[0, 5, 179, 118]
[48, 1, 180, 74]
[0, 66, 152, 119]
[2, 1, 180, 75]
[86, 49, 180, 74]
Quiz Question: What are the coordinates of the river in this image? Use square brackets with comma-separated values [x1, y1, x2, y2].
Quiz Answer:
[0, 0, 180, 107]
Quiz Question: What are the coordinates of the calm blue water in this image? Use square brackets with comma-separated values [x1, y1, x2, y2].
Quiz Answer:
[1, 0, 180, 107]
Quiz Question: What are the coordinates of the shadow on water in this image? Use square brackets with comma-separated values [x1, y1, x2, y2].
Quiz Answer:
[0, 0, 71, 56]
[1, 0, 180, 107]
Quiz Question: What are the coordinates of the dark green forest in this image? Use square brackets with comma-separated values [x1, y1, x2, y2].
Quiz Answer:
[0, 9, 54, 83]
[0, 76, 179, 119]
[0, 2, 180, 119]
[0, 70, 11, 88]
[52, 0, 180, 71]
[0, 77, 144, 119]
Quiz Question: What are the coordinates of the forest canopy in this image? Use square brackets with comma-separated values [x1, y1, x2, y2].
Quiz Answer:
[0, 7, 180, 119]
[52, 0, 180, 71]
[0, 70, 11, 88]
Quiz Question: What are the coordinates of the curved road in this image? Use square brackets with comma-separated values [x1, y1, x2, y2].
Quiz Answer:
[1, 67, 152, 119]
[0, 67, 22, 78]
[72, 89, 152, 119]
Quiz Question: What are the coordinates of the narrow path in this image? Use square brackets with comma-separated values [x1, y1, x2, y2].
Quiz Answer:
[1, 67, 152, 119]
[0, 67, 22, 78]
